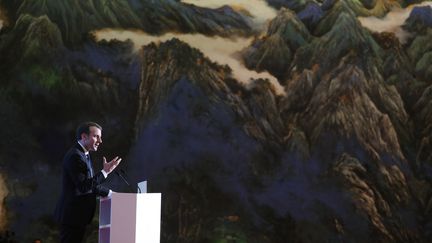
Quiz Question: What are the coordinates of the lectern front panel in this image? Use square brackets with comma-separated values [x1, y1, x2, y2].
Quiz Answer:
[110, 193, 137, 243]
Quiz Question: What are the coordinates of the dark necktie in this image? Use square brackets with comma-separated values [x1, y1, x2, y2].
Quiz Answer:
[86, 154, 94, 177]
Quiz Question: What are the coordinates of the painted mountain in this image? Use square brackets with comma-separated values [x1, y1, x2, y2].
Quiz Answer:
[1, 0, 432, 242]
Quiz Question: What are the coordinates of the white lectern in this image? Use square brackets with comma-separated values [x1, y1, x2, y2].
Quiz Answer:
[99, 193, 161, 243]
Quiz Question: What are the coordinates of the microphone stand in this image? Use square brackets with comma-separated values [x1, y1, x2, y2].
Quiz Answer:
[115, 169, 134, 193]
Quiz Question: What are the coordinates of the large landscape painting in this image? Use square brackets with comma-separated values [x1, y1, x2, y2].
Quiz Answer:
[1, 0, 432, 242]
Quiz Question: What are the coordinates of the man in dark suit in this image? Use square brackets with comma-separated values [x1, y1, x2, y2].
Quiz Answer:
[55, 122, 122, 243]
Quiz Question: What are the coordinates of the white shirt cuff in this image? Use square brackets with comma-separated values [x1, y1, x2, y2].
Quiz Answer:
[108, 190, 113, 197]
[101, 170, 108, 178]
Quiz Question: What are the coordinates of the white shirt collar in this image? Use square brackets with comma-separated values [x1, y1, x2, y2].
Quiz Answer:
[77, 141, 89, 155]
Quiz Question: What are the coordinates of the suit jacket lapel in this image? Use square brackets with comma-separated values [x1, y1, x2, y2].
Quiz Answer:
[76, 143, 93, 177]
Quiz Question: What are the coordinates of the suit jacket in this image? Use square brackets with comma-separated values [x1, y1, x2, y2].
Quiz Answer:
[54, 143, 109, 226]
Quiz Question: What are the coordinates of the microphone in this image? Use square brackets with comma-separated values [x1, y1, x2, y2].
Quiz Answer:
[115, 169, 134, 193]
[137, 183, 141, 194]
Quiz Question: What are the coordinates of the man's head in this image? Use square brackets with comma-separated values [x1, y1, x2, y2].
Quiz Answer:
[76, 122, 102, 152]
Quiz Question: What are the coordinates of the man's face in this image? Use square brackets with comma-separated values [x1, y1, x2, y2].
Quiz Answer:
[82, 126, 102, 151]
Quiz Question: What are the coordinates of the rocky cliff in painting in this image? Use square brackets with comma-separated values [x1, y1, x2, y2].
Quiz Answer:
[0, 0, 432, 242]
[2, 0, 253, 44]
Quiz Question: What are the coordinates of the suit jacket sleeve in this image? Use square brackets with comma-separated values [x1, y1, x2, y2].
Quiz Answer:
[65, 153, 109, 197]
[93, 171, 110, 197]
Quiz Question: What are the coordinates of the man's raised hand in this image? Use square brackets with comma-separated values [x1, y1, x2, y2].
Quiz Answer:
[103, 156, 122, 174]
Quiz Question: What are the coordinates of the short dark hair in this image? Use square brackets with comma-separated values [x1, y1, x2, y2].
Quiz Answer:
[76, 122, 102, 140]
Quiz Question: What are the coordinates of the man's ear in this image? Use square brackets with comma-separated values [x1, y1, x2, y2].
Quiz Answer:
[80, 133, 88, 141]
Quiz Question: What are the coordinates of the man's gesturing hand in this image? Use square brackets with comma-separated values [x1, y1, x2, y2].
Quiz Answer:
[102, 156, 122, 175]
